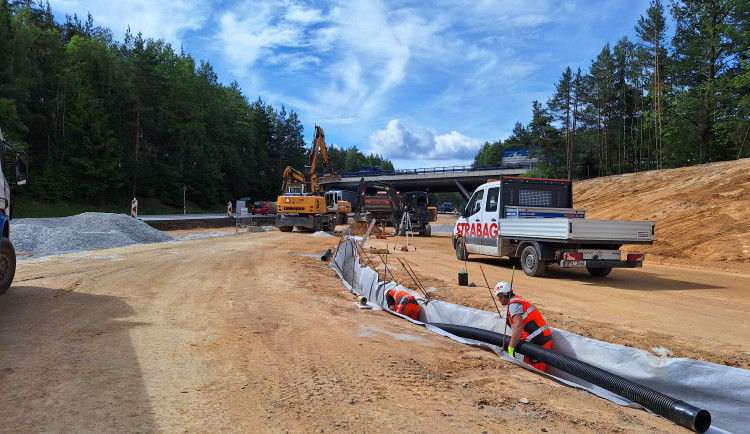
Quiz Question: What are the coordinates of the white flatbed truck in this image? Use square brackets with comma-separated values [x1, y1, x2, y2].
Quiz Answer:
[452, 176, 655, 277]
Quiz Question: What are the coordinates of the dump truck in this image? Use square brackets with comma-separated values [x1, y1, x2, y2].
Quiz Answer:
[0, 127, 29, 294]
[351, 179, 437, 236]
[453, 176, 655, 277]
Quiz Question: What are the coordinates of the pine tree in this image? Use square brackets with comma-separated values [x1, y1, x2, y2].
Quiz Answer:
[636, 0, 668, 169]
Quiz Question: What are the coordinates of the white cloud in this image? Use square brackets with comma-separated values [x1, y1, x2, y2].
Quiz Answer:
[53, 0, 209, 47]
[368, 120, 480, 161]
[49, 0, 655, 170]
[214, 1, 318, 77]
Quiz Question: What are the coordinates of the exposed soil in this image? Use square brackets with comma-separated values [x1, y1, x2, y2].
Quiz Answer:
[1, 159, 749, 433]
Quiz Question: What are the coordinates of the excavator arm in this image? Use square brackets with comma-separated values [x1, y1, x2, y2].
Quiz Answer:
[308, 125, 335, 176]
[280, 165, 308, 194]
[307, 126, 341, 194]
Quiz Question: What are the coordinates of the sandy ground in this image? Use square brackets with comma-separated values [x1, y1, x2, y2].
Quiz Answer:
[1, 159, 749, 433]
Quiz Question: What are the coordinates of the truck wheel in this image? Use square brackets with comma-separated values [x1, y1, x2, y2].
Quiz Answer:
[420, 224, 431, 237]
[521, 245, 546, 277]
[456, 238, 469, 261]
[278, 226, 292, 232]
[0, 237, 17, 294]
[587, 267, 612, 277]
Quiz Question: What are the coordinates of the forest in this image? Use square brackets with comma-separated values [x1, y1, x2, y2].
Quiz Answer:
[474, 0, 749, 180]
[0, 1, 391, 210]
[1, 1, 748, 211]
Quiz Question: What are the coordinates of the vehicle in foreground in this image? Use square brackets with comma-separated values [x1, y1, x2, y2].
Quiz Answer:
[453, 176, 655, 277]
[0, 127, 29, 293]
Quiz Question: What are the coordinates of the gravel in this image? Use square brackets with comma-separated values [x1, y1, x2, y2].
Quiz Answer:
[12, 212, 175, 259]
[430, 224, 453, 235]
[9, 213, 455, 259]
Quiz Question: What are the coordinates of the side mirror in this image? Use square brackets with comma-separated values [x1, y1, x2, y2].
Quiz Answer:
[14, 151, 28, 186]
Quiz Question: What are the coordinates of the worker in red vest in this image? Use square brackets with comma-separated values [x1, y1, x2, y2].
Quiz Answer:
[385, 289, 421, 321]
[495, 281, 553, 372]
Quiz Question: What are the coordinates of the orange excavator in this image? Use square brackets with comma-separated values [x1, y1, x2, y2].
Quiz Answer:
[276, 125, 351, 232]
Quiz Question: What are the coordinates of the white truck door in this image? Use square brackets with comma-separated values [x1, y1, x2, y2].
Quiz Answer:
[479, 186, 501, 255]
[461, 188, 485, 254]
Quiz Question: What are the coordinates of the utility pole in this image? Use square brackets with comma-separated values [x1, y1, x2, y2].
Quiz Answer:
[183, 185, 187, 214]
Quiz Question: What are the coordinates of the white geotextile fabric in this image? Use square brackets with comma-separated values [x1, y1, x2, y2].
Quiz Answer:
[330, 238, 749, 434]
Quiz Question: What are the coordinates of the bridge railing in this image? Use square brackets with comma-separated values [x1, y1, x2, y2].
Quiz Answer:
[338, 161, 535, 178]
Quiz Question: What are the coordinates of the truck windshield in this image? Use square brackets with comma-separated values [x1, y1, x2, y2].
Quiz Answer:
[465, 190, 484, 216]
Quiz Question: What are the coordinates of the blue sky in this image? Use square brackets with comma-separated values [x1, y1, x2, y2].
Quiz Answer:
[50, 0, 652, 170]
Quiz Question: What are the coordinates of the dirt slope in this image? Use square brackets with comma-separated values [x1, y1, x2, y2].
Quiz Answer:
[574, 158, 750, 270]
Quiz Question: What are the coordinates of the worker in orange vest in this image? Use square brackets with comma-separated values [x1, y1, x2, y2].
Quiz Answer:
[385, 289, 421, 321]
[495, 281, 553, 372]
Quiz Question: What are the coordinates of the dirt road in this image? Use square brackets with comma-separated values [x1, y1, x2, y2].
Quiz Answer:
[2, 220, 747, 432]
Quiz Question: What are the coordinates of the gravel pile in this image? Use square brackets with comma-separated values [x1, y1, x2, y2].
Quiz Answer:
[430, 224, 453, 235]
[12, 212, 174, 259]
[9, 213, 454, 259]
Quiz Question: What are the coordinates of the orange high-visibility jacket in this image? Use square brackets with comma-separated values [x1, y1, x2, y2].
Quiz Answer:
[386, 290, 419, 315]
[506, 295, 552, 346]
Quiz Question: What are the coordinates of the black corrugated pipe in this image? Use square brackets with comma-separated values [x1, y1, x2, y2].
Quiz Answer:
[429, 323, 711, 433]
[321, 248, 332, 261]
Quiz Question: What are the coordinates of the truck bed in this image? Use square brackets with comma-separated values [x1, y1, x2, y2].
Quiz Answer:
[498, 218, 655, 244]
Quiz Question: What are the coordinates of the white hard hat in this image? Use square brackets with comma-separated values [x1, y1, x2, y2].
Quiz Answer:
[494, 281, 512, 297]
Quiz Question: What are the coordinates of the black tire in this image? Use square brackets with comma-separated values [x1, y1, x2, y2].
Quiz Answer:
[587, 267, 612, 277]
[456, 238, 468, 261]
[0, 237, 17, 295]
[421, 224, 431, 237]
[278, 225, 292, 232]
[521, 245, 546, 277]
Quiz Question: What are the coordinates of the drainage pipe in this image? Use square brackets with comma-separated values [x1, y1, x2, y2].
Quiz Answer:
[429, 323, 711, 433]
[320, 248, 333, 261]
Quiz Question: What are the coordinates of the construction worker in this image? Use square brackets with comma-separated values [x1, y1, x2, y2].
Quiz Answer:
[385, 289, 421, 321]
[494, 281, 553, 372]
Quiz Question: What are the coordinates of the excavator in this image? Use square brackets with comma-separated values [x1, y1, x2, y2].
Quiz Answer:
[276, 125, 351, 232]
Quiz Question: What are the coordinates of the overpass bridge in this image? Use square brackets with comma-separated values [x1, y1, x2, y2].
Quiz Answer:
[317, 162, 535, 199]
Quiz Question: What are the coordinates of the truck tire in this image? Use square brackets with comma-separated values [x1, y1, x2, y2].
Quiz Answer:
[0, 237, 17, 294]
[521, 245, 546, 277]
[422, 224, 431, 237]
[456, 238, 468, 261]
[278, 225, 292, 232]
[587, 267, 612, 277]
